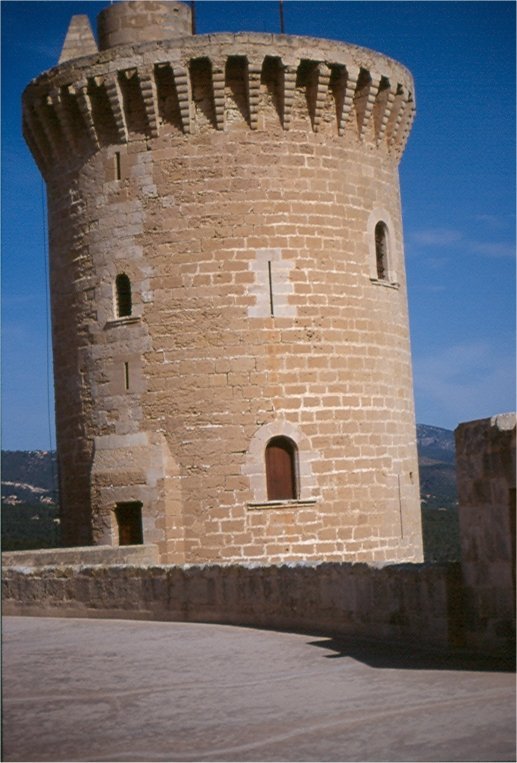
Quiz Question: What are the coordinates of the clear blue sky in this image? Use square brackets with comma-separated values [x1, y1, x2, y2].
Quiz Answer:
[2, 1, 515, 451]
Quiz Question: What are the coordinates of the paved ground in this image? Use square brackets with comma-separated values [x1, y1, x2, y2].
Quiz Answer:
[2, 616, 515, 762]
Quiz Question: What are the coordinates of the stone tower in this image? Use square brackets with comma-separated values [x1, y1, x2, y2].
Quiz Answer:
[23, 0, 423, 564]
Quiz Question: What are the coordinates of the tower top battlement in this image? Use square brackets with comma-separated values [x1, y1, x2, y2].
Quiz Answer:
[23, 20, 415, 180]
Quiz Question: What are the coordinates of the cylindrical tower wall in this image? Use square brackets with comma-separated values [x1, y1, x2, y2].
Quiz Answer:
[23, 7, 423, 564]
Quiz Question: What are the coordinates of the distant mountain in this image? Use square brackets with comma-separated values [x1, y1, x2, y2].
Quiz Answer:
[416, 424, 457, 511]
[1, 450, 58, 506]
[417, 423, 456, 464]
[1, 451, 60, 551]
[415, 424, 460, 563]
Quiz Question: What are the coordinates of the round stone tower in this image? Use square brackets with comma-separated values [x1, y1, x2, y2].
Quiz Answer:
[23, 0, 423, 564]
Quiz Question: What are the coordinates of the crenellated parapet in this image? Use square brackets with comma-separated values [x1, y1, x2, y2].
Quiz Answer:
[23, 32, 415, 178]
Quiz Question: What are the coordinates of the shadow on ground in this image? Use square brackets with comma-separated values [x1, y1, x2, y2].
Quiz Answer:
[307, 634, 516, 673]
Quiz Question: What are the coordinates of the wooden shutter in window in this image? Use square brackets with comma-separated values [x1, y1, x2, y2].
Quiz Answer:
[266, 437, 297, 500]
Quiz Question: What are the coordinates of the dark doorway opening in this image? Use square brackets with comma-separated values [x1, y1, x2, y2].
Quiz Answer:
[115, 501, 143, 545]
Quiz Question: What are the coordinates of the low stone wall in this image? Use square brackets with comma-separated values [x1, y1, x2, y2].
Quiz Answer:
[2, 544, 160, 568]
[3, 561, 465, 652]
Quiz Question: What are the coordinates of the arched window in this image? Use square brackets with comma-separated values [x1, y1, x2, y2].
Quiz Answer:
[375, 221, 389, 280]
[115, 273, 132, 317]
[265, 436, 298, 500]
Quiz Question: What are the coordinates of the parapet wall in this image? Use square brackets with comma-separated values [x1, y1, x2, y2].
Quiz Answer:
[3, 559, 465, 652]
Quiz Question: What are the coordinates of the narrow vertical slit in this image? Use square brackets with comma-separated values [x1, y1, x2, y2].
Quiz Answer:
[124, 361, 130, 391]
[268, 260, 274, 317]
[397, 473, 404, 538]
[115, 151, 121, 180]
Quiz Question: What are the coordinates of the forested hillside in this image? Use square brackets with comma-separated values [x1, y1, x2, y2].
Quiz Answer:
[416, 425, 460, 561]
[2, 451, 60, 551]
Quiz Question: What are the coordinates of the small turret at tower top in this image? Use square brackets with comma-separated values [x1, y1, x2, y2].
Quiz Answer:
[60, 1, 193, 64]
[98, 1, 192, 50]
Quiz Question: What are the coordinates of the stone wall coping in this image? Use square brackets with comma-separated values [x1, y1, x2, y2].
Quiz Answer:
[1, 557, 455, 573]
[2, 544, 160, 568]
[490, 412, 516, 431]
[455, 412, 516, 433]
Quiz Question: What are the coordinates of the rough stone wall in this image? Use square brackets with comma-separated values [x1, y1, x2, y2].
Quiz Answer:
[455, 413, 516, 653]
[23, 2, 422, 565]
[2, 560, 463, 652]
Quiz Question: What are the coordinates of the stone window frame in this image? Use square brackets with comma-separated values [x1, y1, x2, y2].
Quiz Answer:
[367, 208, 399, 288]
[104, 272, 141, 328]
[243, 420, 319, 509]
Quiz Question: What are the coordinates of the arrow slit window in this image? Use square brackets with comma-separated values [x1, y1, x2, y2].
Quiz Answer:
[375, 221, 389, 280]
[115, 273, 132, 317]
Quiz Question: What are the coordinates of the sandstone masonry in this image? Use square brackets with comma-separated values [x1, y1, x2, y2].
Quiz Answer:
[23, 1, 423, 564]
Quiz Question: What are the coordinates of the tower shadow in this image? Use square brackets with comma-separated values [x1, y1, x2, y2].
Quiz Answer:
[307, 634, 515, 673]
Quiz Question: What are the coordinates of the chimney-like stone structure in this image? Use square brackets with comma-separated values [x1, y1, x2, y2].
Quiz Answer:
[23, 1, 423, 564]
[455, 413, 516, 653]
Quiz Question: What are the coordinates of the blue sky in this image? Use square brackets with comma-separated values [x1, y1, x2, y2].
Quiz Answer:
[2, 1, 515, 450]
